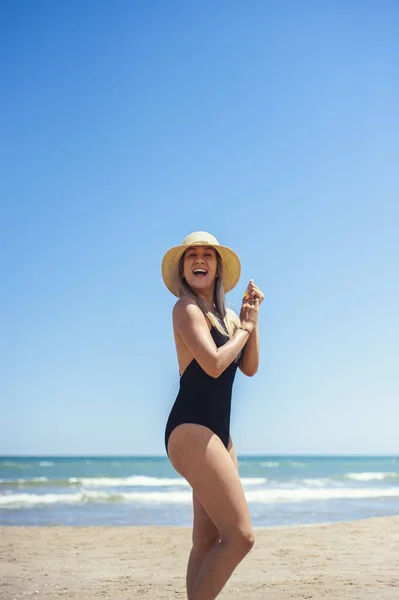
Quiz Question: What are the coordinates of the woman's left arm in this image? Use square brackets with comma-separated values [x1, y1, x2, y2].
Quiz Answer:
[239, 321, 260, 377]
[228, 279, 264, 377]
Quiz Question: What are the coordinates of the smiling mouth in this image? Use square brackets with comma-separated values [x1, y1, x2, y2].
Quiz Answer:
[193, 269, 208, 277]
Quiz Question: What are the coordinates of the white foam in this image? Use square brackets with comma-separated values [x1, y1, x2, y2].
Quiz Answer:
[260, 462, 279, 468]
[0, 491, 111, 507]
[39, 462, 54, 467]
[0, 490, 191, 507]
[77, 476, 190, 487]
[2, 486, 399, 508]
[1, 475, 267, 489]
[300, 478, 334, 487]
[242, 478, 267, 486]
[345, 472, 398, 481]
[245, 487, 399, 502]
[70, 476, 267, 488]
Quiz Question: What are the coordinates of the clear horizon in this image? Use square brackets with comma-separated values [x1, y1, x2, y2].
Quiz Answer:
[1, 453, 398, 458]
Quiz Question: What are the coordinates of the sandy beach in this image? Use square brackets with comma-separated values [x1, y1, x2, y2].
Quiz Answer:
[0, 515, 398, 599]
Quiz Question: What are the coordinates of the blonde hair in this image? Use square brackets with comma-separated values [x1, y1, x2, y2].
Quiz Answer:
[172, 250, 237, 338]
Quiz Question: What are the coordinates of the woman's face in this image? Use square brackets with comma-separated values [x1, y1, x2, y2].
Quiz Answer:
[182, 246, 218, 293]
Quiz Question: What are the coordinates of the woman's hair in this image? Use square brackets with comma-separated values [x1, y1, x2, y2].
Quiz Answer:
[172, 249, 237, 338]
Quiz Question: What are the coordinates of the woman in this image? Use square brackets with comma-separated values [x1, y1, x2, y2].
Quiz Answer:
[162, 231, 263, 600]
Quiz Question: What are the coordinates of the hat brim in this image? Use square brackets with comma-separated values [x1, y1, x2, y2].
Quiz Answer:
[162, 243, 241, 297]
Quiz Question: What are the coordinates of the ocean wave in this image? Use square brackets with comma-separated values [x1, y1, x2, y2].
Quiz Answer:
[2, 486, 399, 508]
[76, 476, 266, 488]
[260, 462, 279, 468]
[39, 462, 55, 467]
[246, 487, 399, 502]
[0, 475, 267, 489]
[345, 472, 398, 481]
[0, 491, 115, 507]
[300, 478, 335, 487]
[0, 461, 32, 469]
[78, 476, 190, 487]
[0, 477, 49, 484]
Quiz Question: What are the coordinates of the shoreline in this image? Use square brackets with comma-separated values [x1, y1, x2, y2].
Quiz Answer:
[2, 515, 399, 599]
[2, 512, 398, 530]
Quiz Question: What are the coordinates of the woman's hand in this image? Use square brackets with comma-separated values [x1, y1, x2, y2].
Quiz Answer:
[242, 279, 264, 305]
[240, 280, 263, 333]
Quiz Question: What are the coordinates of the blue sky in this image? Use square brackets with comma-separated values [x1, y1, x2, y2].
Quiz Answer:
[1, 0, 398, 456]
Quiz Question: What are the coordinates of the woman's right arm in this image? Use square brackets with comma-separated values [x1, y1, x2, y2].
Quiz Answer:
[173, 297, 258, 378]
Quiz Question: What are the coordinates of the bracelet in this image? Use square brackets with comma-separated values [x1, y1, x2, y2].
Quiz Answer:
[238, 326, 252, 335]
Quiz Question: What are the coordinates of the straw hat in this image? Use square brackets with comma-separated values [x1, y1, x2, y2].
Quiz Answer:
[161, 231, 241, 297]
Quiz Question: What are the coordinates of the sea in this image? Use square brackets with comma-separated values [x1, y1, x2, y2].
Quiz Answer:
[1, 456, 398, 527]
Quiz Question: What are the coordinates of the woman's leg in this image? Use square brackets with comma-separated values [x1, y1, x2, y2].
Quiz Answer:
[186, 491, 220, 596]
[168, 425, 254, 600]
[186, 436, 240, 596]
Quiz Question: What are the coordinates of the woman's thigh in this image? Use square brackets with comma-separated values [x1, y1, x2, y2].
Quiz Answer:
[168, 424, 252, 539]
[191, 435, 239, 544]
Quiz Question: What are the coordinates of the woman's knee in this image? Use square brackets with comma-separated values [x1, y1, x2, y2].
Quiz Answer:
[237, 526, 255, 553]
[192, 530, 220, 557]
[242, 528, 255, 551]
[223, 526, 255, 556]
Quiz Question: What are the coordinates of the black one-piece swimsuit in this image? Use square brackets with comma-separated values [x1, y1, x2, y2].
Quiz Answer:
[165, 326, 239, 454]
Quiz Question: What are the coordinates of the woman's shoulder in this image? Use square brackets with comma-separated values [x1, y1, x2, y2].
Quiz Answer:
[172, 297, 203, 324]
[173, 296, 199, 312]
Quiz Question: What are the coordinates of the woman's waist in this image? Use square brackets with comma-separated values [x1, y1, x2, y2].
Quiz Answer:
[178, 380, 235, 399]
[179, 365, 237, 389]
[173, 388, 233, 411]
